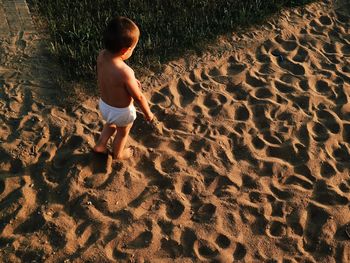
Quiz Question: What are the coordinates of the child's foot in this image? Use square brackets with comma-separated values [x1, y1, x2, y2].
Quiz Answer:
[114, 147, 133, 160]
[93, 143, 108, 154]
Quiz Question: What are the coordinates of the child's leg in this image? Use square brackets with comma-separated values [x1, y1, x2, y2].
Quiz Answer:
[113, 123, 133, 160]
[93, 123, 116, 153]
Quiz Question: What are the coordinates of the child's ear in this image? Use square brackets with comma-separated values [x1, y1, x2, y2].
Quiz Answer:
[120, 47, 129, 55]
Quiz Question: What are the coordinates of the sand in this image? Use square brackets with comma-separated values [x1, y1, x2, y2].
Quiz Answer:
[1, 0, 350, 262]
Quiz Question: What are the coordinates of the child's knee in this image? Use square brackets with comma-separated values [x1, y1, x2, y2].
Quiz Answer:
[116, 128, 128, 137]
[117, 124, 132, 135]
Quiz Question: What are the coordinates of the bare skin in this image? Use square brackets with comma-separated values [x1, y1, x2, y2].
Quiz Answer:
[113, 123, 134, 159]
[93, 123, 133, 159]
[93, 123, 116, 154]
[93, 39, 153, 160]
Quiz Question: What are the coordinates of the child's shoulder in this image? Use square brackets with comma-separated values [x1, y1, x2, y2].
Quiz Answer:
[118, 61, 134, 77]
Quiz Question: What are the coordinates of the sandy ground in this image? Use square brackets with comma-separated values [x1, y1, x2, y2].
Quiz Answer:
[1, 0, 350, 262]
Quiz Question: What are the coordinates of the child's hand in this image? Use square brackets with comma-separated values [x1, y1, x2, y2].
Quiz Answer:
[145, 112, 154, 122]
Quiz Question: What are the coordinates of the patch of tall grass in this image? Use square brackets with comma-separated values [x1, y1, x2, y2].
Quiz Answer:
[28, 0, 314, 88]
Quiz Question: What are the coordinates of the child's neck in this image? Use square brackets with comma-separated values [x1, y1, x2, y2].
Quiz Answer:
[106, 50, 124, 62]
[112, 56, 124, 63]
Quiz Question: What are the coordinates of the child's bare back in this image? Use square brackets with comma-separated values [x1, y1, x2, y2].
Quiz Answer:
[93, 17, 153, 160]
[97, 50, 134, 108]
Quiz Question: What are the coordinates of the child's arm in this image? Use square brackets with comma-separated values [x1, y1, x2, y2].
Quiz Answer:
[125, 70, 153, 121]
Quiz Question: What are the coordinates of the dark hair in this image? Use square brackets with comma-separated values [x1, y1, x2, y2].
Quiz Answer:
[103, 16, 139, 54]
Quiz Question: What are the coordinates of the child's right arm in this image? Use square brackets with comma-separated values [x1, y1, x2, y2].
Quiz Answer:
[125, 69, 154, 122]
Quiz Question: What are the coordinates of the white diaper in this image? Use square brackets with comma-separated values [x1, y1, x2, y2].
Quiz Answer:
[99, 99, 137, 127]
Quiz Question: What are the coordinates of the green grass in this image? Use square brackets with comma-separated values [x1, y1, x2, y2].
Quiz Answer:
[28, 0, 315, 91]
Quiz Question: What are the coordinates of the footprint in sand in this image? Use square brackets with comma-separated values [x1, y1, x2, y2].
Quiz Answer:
[233, 242, 247, 260]
[177, 79, 196, 107]
[313, 180, 348, 205]
[316, 109, 340, 134]
[215, 234, 231, 249]
[320, 161, 337, 178]
[160, 238, 183, 258]
[303, 203, 335, 255]
[343, 123, 350, 142]
[339, 179, 350, 193]
[254, 87, 274, 99]
[293, 46, 309, 62]
[319, 15, 333, 26]
[234, 104, 250, 121]
[166, 199, 185, 220]
[277, 58, 306, 76]
[191, 202, 217, 223]
[332, 143, 350, 163]
[194, 239, 219, 259]
[125, 231, 153, 249]
[309, 121, 330, 142]
[268, 221, 287, 237]
[309, 19, 326, 35]
[274, 35, 298, 52]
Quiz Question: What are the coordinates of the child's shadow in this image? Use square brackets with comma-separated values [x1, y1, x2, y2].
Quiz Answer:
[0, 134, 119, 251]
[90, 151, 112, 174]
[0, 135, 113, 202]
[42, 135, 111, 182]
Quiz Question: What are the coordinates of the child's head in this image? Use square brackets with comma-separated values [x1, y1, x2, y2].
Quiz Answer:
[104, 16, 140, 58]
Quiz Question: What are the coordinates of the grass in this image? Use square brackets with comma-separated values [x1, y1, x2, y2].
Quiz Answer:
[27, 0, 315, 92]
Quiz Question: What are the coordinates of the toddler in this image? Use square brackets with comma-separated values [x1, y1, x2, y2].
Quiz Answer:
[93, 16, 153, 159]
